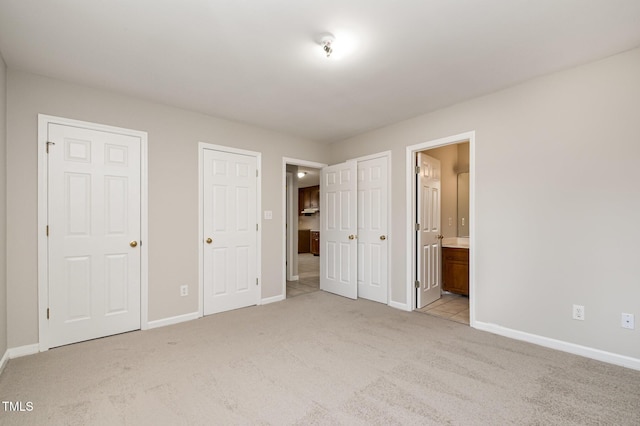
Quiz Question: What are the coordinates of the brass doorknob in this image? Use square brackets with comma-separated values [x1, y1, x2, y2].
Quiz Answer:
[129, 241, 138, 248]
[348, 235, 355, 240]
[206, 238, 213, 244]
[437, 234, 444, 240]
[380, 235, 386, 240]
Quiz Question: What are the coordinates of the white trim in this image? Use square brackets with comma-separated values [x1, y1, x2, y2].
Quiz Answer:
[198, 142, 262, 316]
[37, 114, 149, 351]
[405, 131, 476, 323]
[389, 301, 411, 312]
[261, 295, 286, 305]
[349, 150, 392, 163]
[349, 151, 393, 307]
[1, 344, 45, 376]
[285, 172, 295, 281]
[0, 350, 8, 376]
[475, 321, 640, 371]
[8, 344, 40, 359]
[147, 312, 200, 330]
[281, 157, 328, 300]
[289, 275, 299, 281]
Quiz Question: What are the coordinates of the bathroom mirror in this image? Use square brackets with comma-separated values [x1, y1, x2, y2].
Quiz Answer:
[457, 172, 469, 237]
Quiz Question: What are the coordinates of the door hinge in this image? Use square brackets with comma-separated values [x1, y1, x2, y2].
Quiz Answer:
[415, 280, 420, 289]
[47, 308, 50, 319]
[415, 223, 420, 231]
[256, 223, 259, 231]
[46, 225, 49, 236]
[256, 278, 259, 286]
[256, 170, 258, 177]
[415, 165, 420, 174]
[46, 141, 55, 153]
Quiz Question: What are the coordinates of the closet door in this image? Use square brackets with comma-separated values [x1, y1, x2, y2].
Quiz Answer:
[320, 161, 357, 299]
[357, 156, 388, 304]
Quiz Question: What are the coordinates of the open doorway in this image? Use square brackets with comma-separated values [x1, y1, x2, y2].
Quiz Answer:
[415, 142, 470, 324]
[406, 132, 475, 326]
[282, 158, 327, 299]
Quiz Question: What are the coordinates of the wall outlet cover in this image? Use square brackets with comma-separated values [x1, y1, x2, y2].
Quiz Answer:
[572, 304, 585, 321]
[621, 313, 635, 330]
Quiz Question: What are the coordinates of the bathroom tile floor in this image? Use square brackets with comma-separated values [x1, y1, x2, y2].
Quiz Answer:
[417, 292, 470, 325]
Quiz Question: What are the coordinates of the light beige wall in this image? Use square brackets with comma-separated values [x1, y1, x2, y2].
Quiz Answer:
[6, 70, 330, 347]
[329, 48, 640, 359]
[424, 144, 458, 238]
[0, 53, 7, 356]
[457, 143, 469, 173]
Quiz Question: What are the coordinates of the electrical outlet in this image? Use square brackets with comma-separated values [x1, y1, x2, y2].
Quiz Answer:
[572, 304, 585, 321]
[180, 285, 188, 297]
[621, 313, 635, 330]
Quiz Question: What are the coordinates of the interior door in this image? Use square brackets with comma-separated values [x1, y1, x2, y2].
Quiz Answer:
[357, 157, 388, 304]
[203, 149, 258, 315]
[320, 161, 357, 299]
[48, 123, 141, 348]
[417, 152, 442, 308]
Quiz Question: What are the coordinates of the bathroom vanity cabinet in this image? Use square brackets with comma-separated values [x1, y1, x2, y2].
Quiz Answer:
[442, 247, 469, 296]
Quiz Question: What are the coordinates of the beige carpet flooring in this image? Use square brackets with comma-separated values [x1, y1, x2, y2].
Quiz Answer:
[1, 291, 639, 425]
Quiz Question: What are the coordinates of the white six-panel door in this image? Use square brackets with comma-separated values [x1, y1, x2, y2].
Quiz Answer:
[203, 149, 258, 315]
[357, 157, 388, 304]
[47, 123, 142, 348]
[417, 152, 442, 308]
[320, 161, 358, 299]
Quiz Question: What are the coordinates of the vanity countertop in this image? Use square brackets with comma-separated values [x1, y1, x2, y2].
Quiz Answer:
[442, 237, 469, 249]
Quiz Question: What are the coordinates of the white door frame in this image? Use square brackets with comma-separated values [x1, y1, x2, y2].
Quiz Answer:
[198, 142, 262, 316]
[405, 131, 476, 326]
[349, 151, 392, 305]
[281, 157, 327, 300]
[37, 114, 149, 352]
[285, 172, 296, 282]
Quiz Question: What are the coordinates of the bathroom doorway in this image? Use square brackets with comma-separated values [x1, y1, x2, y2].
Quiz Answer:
[407, 132, 475, 326]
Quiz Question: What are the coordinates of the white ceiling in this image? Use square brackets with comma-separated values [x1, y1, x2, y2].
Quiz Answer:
[1, 1, 640, 144]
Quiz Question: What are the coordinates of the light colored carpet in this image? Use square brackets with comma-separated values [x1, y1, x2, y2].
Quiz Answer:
[1, 291, 639, 425]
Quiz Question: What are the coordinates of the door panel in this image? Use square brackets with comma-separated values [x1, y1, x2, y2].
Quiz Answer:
[417, 153, 442, 308]
[356, 157, 388, 303]
[320, 161, 357, 299]
[48, 123, 141, 348]
[203, 149, 258, 315]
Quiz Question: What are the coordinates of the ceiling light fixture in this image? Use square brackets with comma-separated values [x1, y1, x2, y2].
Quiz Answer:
[321, 34, 334, 58]
[297, 171, 307, 178]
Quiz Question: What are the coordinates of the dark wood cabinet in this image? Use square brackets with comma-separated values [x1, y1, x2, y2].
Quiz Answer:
[298, 230, 310, 253]
[309, 186, 320, 208]
[310, 231, 320, 256]
[442, 247, 469, 296]
[298, 185, 320, 215]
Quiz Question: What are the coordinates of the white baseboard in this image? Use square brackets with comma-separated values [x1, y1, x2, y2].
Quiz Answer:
[1, 343, 40, 376]
[147, 311, 199, 330]
[8, 343, 40, 359]
[389, 300, 411, 312]
[290, 275, 299, 281]
[474, 321, 640, 371]
[261, 295, 285, 305]
[0, 349, 9, 376]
